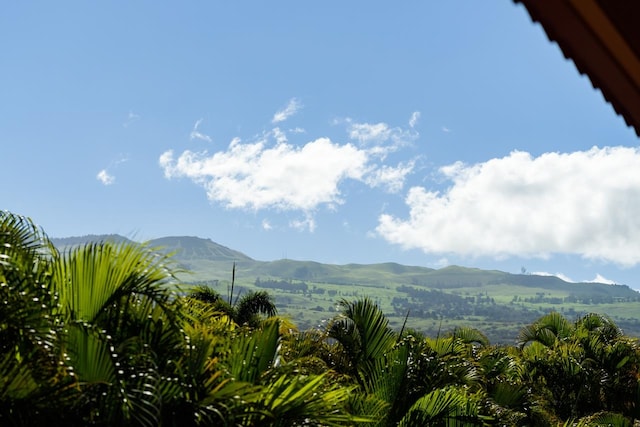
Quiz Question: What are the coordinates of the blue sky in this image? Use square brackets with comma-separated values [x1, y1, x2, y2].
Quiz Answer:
[2, 2, 639, 288]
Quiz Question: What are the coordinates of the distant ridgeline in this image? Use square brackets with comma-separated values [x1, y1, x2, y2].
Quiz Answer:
[52, 234, 133, 248]
[50, 234, 635, 294]
[51, 235, 252, 262]
[50, 234, 640, 343]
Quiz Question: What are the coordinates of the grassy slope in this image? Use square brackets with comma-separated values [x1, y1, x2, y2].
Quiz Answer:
[190, 259, 640, 344]
[51, 235, 640, 344]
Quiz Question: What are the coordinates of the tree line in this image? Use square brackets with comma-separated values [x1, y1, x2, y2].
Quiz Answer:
[2, 210, 640, 426]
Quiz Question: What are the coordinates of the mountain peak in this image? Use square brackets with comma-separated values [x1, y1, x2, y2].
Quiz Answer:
[51, 234, 253, 262]
[147, 236, 253, 262]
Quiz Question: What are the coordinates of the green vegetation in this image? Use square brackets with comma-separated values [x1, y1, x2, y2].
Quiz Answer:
[4, 215, 640, 425]
[75, 234, 638, 344]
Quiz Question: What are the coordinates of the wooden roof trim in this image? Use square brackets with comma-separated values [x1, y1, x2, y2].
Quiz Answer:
[516, 0, 640, 137]
[570, 0, 640, 90]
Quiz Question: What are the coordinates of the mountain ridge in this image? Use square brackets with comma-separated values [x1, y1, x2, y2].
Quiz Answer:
[51, 234, 253, 262]
[49, 234, 629, 290]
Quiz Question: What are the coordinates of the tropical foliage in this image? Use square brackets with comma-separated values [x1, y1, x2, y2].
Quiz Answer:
[2, 210, 640, 426]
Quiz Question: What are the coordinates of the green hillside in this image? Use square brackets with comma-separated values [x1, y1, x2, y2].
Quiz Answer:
[50, 234, 640, 343]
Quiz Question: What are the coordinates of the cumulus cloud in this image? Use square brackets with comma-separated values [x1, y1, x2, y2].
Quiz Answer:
[262, 219, 273, 231]
[160, 111, 417, 230]
[96, 169, 115, 185]
[160, 138, 370, 212]
[190, 119, 212, 142]
[377, 146, 640, 266]
[272, 98, 302, 123]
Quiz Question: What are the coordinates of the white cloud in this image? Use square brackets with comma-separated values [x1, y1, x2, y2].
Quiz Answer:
[587, 274, 616, 285]
[556, 273, 575, 283]
[262, 219, 273, 231]
[344, 118, 419, 160]
[349, 122, 392, 145]
[160, 137, 413, 210]
[532, 271, 575, 283]
[377, 146, 640, 266]
[96, 155, 129, 186]
[96, 169, 115, 185]
[272, 98, 302, 123]
[290, 216, 316, 232]
[364, 161, 415, 193]
[160, 110, 417, 230]
[409, 111, 421, 128]
[190, 119, 212, 142]
[160, 138, 369, 212]
[442, 126, 450, 133]
[272, 127, 287, 144]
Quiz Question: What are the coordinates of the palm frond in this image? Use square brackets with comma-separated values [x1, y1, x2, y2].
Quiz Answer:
[450, 326, 490, 347]
[398, 387, 484, 427]
[519, 312, 573, 348]
[252, 373, 362, 426]
[235, 290, 277, 326]
[52, 240, 178, 325]
[341, 298, 396, 362]
[228, 318, 280, 384]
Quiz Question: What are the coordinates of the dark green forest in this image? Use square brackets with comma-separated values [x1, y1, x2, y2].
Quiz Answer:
[3, 211, 640, 426]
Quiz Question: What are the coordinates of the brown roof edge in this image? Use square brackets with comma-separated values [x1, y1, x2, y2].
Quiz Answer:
[515, 0, 640, 137]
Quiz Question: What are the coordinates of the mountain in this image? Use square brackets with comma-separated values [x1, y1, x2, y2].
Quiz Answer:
[49, 233, 640, 343]
[51, 234, 251, 261]
[148, 236, 253, 262]
[49, 234, 630, 291]
[51, 234, 134, 250]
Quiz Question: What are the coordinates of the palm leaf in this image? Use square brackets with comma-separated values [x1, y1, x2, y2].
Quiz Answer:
[51, 241, 178, 325]
[252, 373, 362, 426]
[234, 290, 277, 326]
[398, 387, 484, 427]
[450, 326, 490, 347]
[50, 241, 182, 425]
[228, 318, 280, 384]
[491, 381, 528, 408]
[348, 392, 389, 427]
[341, 298, 396, 363]
[519, 312, 573, 348]
[329, 298, 396, 381]
[360, 343, 413, 425]
[564, 412, 633, 427]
